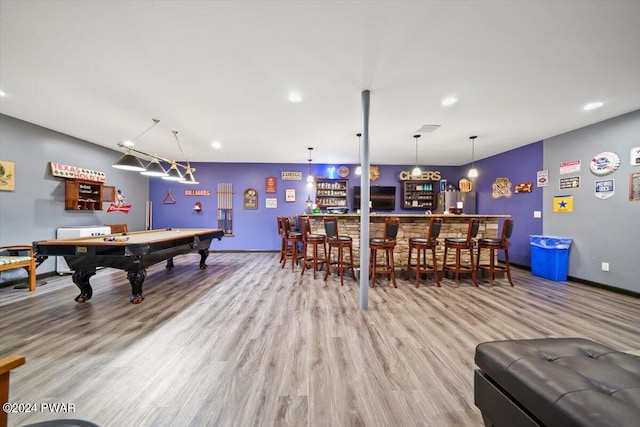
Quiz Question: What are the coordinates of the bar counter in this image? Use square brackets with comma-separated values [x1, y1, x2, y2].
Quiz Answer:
[301, 213, 510, 269]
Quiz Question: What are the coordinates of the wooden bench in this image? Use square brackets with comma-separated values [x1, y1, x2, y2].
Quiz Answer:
[1, 355, 25, 427]
[0, 245, 36, 291]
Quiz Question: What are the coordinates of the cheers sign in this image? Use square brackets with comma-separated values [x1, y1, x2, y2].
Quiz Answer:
[398, 170, 441, 181]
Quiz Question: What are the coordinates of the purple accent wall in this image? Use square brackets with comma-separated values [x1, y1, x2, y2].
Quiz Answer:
[149, 163, 463, 251]
[473, 141, 544, 266]
[150, 146, 541, 260]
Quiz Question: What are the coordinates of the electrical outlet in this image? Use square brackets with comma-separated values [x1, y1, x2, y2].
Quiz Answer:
[533, 211, 542, 218]
[601, 262, 610, 272]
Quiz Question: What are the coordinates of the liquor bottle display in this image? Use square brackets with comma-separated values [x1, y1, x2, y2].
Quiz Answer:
[401, 181, 437, 209]
[315, 179, 348, 207]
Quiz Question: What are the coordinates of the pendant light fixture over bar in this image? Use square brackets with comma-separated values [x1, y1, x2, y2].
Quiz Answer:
[468, 135, 478, 178]
[112, 119, 199, 184]
[355, 133, 362, 176]
[306, 147, 314, 189]
[411, 134, 422, 177]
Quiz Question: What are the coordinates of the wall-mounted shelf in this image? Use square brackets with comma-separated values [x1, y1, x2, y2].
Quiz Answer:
[65, 180, 108, 211]
[401, 181, 437, 210]
[315, 178, 348, 207]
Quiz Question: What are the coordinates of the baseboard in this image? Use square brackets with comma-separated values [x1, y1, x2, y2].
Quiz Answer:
[567, 275, 639, 298]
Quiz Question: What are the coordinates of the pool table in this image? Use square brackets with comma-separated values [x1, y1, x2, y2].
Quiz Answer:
[34, 228, 224, 304]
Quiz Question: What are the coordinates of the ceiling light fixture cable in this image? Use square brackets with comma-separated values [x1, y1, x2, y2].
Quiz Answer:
[355, 133, 362, 176]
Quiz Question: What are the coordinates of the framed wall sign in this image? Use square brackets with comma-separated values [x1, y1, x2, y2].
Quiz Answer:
[265, 177, 277, 193]
[0, 160, 15, 191]
[285, 189, 296, 202]
[243, 188, 258, 209]
[630, 172, 640, 201]
[266, 198, 277, 208]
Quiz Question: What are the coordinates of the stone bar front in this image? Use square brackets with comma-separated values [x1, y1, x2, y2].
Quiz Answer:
[302, 214, 510, 269]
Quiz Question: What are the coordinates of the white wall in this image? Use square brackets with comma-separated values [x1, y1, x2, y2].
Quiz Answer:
[543, 110, 640, 293]
[0, 114, 149, 274]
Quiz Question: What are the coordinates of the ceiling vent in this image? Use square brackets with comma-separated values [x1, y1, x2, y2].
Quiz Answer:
[416, 124, 441, 133]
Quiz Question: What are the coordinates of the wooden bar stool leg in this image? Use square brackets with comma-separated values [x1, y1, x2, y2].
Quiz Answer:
[338, 245, 344, 286]
[504, 249, 514, 286]
[324, 246, 332, 281]
[454, 248, 461, 287]
[489, 248, 495, 287]
[414, 247, 421, 288]
[389, 248, 397, 288]
[370, 248, 377, 287]
[431, 246, 441, 287]
[470, 246, 478, 286]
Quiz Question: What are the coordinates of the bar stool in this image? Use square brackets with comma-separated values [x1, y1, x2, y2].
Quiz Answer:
[443, 218, 480, 287]
[477, 219, 515, 287]
[406, 218, 442, 288]
[300, 216, 326, 278]
[369, 217, 400, 287]
[281, 216, 303, 271]
[323, 217, 356, 286]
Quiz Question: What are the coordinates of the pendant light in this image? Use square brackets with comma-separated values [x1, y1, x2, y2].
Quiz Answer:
[468, 135, 478, 178]
[306, 147, 314, 189]
[411, 134, 422, 177]
[355, 133, 362, 176]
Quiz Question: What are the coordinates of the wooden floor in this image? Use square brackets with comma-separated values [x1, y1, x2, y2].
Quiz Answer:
[1, 252, 638, 427]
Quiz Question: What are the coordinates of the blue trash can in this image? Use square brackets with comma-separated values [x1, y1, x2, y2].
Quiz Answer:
[529, 236, 573, 281]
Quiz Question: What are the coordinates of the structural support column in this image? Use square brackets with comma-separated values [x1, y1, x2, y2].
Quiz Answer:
[360, 90, 371, 310]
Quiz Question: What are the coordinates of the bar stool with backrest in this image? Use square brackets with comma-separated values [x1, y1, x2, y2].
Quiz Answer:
[300, 216, 327, 278]
[280, 216, 303, 271]
[443, 218, 480, 287]
[406, 218, 442, 288]
[323, 217, 356, 286]
[476, 219, 515, 287]
[369, 217, 400, 288]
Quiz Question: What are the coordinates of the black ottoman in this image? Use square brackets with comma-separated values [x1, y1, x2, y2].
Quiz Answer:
[474, 338, 640, 427]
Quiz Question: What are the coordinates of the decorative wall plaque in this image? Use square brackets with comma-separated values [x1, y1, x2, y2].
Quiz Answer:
[553, 195, 574, 213]
[265, 177, 277, 193]
[630, 172, 640, 201]
[285, 189, 296, 202]
[590, 152, 620, 176]
[559, 176, 580, 189]
[243, 188, 258, 209]
[631, 147, 640, 166]
[559, 160, 581, 175]
[594, 179, 615, 200]
[491, 177, 512, 198]
[514, 183, 533, 193]
[0, 160, 15, 191]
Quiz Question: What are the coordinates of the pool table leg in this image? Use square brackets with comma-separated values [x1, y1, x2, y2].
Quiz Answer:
[198, 249, 209, 269]
[127, 270, 146, 304]
[166, 257, 174, 270]
[72, 270, 95, 303]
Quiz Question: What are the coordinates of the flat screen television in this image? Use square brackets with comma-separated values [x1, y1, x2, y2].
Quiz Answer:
[352, 186, 397, 211]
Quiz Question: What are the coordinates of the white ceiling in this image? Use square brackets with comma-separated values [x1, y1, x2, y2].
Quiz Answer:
[1, 1, 640, 166]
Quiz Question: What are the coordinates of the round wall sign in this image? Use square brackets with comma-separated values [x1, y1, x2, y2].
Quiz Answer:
[590, 152, 620, 176]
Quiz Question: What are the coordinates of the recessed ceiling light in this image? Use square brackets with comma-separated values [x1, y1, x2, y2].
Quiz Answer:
[211, 141, 222, 149]
[288, 93, 302, 103]
[584, 102, 603, 111]
[442, 96, 458, 106]
[122, 140, 134, 147]
[0, 90, 6, 97]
